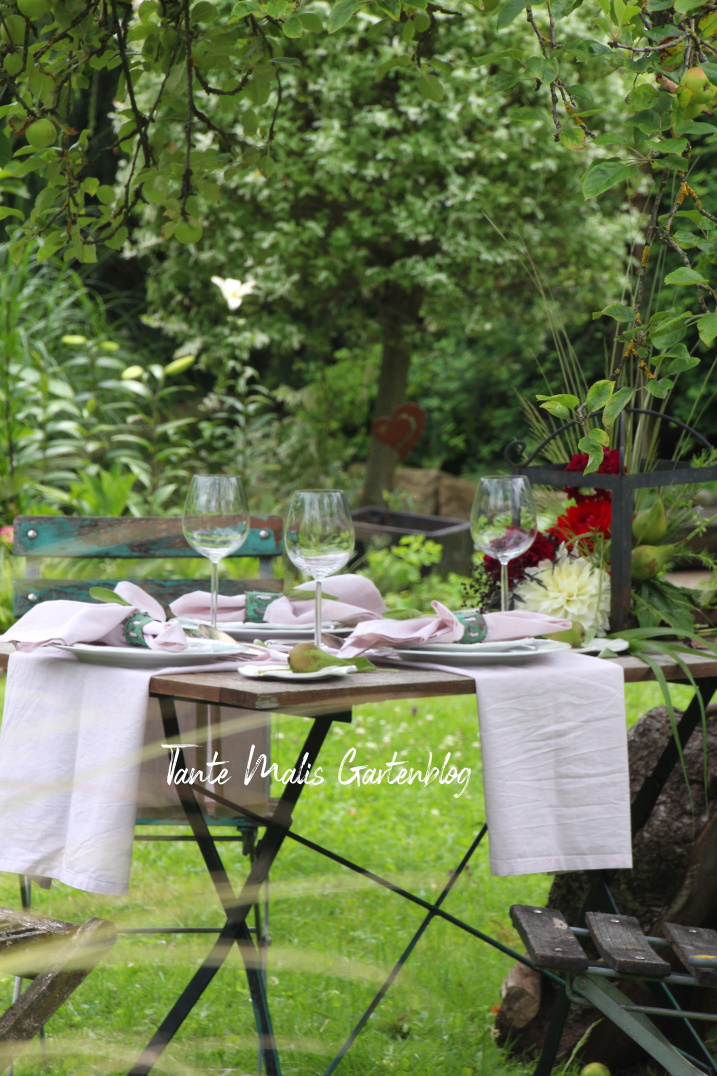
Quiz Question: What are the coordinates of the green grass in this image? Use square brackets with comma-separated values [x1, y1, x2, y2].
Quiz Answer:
[0, 680, 691, 1075]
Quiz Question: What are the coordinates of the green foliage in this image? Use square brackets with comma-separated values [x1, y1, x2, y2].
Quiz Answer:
[359, 534, 468, 611]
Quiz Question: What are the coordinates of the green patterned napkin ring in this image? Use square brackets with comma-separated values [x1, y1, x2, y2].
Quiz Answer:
[454, 610, 487, 644]
[245, 591, 281, 623]
[123, 612, 154, 648]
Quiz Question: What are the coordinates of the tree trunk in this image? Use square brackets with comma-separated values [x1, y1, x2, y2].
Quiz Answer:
[359, 287, 422, 507]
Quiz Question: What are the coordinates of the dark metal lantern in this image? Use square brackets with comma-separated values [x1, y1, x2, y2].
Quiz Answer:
[504, 408, 717, 633]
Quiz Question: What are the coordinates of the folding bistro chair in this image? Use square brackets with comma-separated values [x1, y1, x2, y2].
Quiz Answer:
[9, 514, 283, 932]
[511, 904, 717, 1076]
[0, 906, 116, 1068]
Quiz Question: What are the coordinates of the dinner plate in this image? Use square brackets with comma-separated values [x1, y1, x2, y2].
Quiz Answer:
[238, 663, 358, 681]
[55, 640, 245, 668]
[378, 638, 571, 666]
[178, 619, 352, 641]
[406, 636, 547, 654]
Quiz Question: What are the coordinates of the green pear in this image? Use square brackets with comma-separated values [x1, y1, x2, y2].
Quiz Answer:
[580, 1065, 611, 1076]
[288, 643, 338, 673]
[631, 543, 677, 581]
[632, 496, 667, 545]
[546, 622, 586, 647]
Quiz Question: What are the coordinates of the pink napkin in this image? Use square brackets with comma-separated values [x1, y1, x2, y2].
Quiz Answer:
[338, 605, 572, 658]
[0, 581, 186, 652]
[169, 591, 252, 623]
[264, 574, 387, 627]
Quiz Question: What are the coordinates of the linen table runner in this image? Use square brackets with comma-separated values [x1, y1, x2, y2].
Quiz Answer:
[0, 651, 240, 895]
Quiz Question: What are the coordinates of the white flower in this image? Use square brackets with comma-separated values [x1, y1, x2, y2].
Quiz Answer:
[514, 550, 611, 634]
[211, 276, 257, 311]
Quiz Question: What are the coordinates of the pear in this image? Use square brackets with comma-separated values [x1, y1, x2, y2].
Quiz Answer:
[580, 1065, 611, 1076]
[546, 622, 586, 648]
[632, 496, 667, 545]
[631, 544, 677, 581]
[677, 66, 717, 118]
[288, 643, 339, 673]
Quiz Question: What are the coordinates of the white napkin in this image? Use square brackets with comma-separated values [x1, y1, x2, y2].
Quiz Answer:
[1, 581, 186, 652]
[385, 650, 632, 876]
[0, 650, 239, 895]
[338, 605, 572, 658]
[264, 574, 387, 626]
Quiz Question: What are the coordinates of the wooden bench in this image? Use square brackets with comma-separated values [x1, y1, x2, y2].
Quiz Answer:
[511, 904, 717, 1076]
[0, 907, 116, 1067]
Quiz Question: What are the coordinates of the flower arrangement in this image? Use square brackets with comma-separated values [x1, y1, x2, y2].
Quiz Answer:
[466, 452, 717, 638]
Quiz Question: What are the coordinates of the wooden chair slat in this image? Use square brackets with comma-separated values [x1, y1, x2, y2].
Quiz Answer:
[586, 911, 671, 977]
[0, 911, 116, 1065]
[664, 922, 717, 985]
[13, 514, 283, 558]
[510, 905, 589, 971]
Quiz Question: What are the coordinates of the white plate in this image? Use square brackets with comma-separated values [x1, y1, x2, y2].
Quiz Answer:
[407, 636, 547, 654]
[55, 640, 245, 668]
[238, 663, 357, 681]
[378, 639, 571, 666]
[575, 637, 629, 655]
[178, 619, 351, 641]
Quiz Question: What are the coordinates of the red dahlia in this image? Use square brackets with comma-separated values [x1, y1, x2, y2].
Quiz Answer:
[550, 494, 612, 551]
[564, 448, 621, 502]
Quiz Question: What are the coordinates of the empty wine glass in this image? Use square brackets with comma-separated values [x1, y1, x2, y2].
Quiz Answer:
[285, 490, 355, 647]
[470, 476, 537, 612]
[182, 475, 250, 628]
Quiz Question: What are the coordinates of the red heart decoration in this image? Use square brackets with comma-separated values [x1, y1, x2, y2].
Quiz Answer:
[372, 402, 425, 460]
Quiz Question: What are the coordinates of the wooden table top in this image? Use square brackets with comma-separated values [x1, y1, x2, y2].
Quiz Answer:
[2, 642, 716, 715]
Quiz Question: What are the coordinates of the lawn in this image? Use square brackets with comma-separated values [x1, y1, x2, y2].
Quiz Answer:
[0, 679, 691, 1075]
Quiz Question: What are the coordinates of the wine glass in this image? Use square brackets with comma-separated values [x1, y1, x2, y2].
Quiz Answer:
[182, 475, 250, 628]
[470, 476, 537, 612]
[285, 490, 355, 647]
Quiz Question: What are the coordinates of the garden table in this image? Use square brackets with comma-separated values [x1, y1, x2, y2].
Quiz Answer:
[0, 643, 716, 1075]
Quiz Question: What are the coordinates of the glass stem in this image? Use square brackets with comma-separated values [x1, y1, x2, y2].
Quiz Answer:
[500, 560, 509, 612]
[314, 580, 322, 647]
[210, 560, 219, 629]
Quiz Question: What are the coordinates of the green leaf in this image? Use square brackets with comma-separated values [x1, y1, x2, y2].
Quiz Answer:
[576, 436, 604, 473]
[585, 378, 614, 413]
[645, 376, 674, 398]
[593, 303, 635, 322]
[376, 0, 401, 17]
[560, 126, 586, 150]
[496, 0, 527, 28]
[121, 365, 145, 379]
[664, 266, 709, 285]
[510, 107, 546, 123]
[536, 393, 580, 408]
[587, 426, 609, 445]
[282, 15, 303, 36]
[89, 587, 132, 606]
[299, 11, 322, 29]
[174, 219, 203, 244]
[665, 354, 699, 374]
[698, 312, 717, 344]
[418, 74, 444, 102]
[582, 159, 636, 199]
[328, 0, 362, 32]
[539, 401, 570, 420]
[602, 386, 634, 427]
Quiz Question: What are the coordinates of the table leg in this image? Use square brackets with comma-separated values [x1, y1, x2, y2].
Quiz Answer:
[128, 699, 346, 1076]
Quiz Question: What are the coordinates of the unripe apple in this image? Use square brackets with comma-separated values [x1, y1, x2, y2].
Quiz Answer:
[678, 66, 717, 117]
[25, 117, 56, 149]
[580, 1064, 611, 1076]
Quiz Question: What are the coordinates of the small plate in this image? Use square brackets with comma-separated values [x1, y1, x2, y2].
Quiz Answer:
[55, 640, 245, 668]
[238, 663, 357, 681]
[379, 639, 571, 666]
[575, 637, 630, 655]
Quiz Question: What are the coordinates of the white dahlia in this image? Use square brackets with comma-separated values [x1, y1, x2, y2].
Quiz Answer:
[513, 551, 610, 634]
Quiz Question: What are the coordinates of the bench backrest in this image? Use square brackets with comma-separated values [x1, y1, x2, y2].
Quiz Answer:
[12, 514, 284, 616]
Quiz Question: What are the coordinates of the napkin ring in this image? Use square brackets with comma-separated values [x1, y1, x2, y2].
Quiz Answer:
[123, 612, 153, 648]
[245, 591, 281, 623]
[455, 610, 487, 644]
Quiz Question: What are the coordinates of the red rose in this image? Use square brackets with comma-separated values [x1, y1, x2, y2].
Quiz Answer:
[550, 494, 612, 551]
[482, 529, 558, 588]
